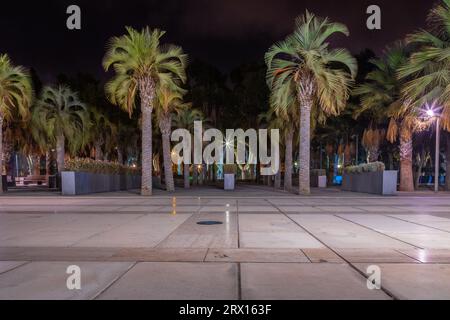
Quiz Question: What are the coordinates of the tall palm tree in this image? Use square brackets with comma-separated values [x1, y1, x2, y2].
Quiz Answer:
[103, 27, 187, 196]
[398, 0, 450, 191]
[0, 54, 33, 192]
[265, 11, 357, 194]
[32, 85, 89, 173]
[354, 43, 418, 191]
[155, 86, 186, 191]
[173, 107, 204, 188]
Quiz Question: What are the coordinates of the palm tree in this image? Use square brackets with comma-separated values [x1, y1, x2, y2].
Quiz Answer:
[155, 86, 186, 191]
[88, 107, 117, 161]
[173, 107, 204, 188]
[103, 26, 187, 196]
[354, 43, 418, 191]
[0, 54, 33, 192]
[269, 80, 300, 191]
[265, 11, 357, 194]
[32, 85, 89, 173]
[398, 0, 450, 191]
[361, 128, 385, 162]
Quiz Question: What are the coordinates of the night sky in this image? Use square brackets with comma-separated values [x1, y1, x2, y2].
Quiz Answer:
[0, 0, 434, 82]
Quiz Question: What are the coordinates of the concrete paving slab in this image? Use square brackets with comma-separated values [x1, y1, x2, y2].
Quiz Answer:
[353, 263, 450, 300]
[110, 248, 207, 262]
[388, 214, 450, 232]
[97, 262, 238, 300]
[0, 214, 142, 247]
[337, 214, 450, 249]
[397, 248, 450, 263]
[301, 248, 344, 263]
[239, 214, 324, 248]
[278, 206, 323, 213]
[241, 263, 391, 300]
[335, 249, 419, 263]
[0, 261, 134, 300]
[289, 214, 414, 249]
[199, 205, 237, 213]
[0, 261, 28, 274]
[157, 213, 238, 248]
[205, 248, 309, 263]
[238, 206, 280, 212]
[0, 247, 117, 261]
[73, 214, 191, 247]
[315, 206, 366, 213]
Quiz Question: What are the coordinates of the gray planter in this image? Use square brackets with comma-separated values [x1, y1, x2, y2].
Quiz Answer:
[62, 171, 141, 195]
[342, 170, 398, 195]
[224, 174, 235, 190]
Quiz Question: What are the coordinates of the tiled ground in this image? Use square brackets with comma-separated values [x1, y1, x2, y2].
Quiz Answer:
[2, 188, 450, 299]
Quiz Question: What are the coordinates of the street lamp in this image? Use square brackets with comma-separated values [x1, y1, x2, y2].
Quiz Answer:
[423, 103, 441, 192]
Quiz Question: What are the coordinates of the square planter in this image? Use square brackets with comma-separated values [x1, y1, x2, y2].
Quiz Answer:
[224, 174, 235, 190]
[62, 171, 141, 195]
[318, 175, 327, 188]
[342, 170, 398, 195]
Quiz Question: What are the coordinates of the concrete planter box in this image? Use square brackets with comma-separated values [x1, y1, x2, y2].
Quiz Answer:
[317, 176, 327, 188]
[310, 171, 327, 188]
[62, 171, 141, 195]
[224, 174, 235, 190]
[342, 170, 398, 195]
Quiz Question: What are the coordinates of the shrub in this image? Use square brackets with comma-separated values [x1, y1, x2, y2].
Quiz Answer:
[223, 164, 237, 174]
[64, 158, 140, 175]
[344, 162, 385, 174]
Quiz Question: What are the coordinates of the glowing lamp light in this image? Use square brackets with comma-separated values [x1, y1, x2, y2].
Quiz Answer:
[426, 109, 435, 117]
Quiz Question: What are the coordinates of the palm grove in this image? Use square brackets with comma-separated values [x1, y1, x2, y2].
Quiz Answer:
[1, 1, 450, 195]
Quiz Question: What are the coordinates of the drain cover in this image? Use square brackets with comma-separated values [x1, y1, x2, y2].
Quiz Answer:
[197, 221, 223, 225]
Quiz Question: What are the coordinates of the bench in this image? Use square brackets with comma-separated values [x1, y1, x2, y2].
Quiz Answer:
[23, 175, 47, 186]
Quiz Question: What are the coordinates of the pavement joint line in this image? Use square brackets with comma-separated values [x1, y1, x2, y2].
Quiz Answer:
[237, 262, 242, 301]
[236, 200, 241, 249]
[203, 248, 209, 262]
[68, 213, 148, 247]
[0, 261, 32, 276]
[392, 249, 424, 264]
[333, 214, 423, 250]
[153, 213, 195, 248]
[299, 248, 312, 263]
[272, 206, 399, 300]
[386, 214, 450, 234]
[91, 261, 138, 300]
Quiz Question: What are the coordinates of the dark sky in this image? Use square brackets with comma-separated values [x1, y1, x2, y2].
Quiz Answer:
[0, 0, 434, 82]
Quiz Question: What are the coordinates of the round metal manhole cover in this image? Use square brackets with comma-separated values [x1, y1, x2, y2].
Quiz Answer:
[197, 221, 223, 225]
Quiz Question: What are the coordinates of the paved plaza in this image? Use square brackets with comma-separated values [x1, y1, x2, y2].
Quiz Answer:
[2, 186, 450, 299]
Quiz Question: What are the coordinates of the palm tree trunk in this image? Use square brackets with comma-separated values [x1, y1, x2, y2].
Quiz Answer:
[139, 78, 154, 196]
[446, 132, 450, 191]
[414, 148, 426, 190]
[274, 169, 281, 189]
[46, 151, 51, 175]
[183, 164, 190, 188]
[94, 142, 103, 160]
[284, 127, 293, 191]
[298, 97, 312, 195]
[56, 134, 65, 173]
[117, 148, 124, 165]
[33, 154, 40, 175]
[399, 126, 414, 192]
[159, 114, 175, 192]
[367, 146, 380, 163]
[0, 114, 3, 193]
